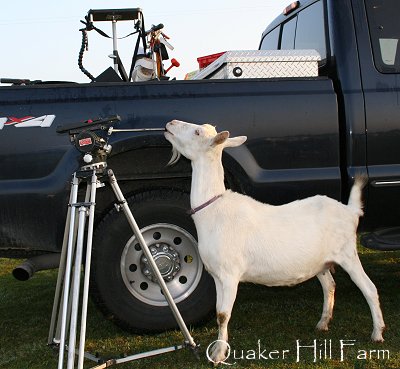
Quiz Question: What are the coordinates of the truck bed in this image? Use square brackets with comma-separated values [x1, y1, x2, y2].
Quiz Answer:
[0, 77, 339, 253]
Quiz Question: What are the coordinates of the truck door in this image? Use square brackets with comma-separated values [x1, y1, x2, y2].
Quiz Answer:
[355, 0, 400, 229]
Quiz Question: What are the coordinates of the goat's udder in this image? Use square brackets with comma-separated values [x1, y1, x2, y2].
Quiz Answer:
[325, 261, 336, 274]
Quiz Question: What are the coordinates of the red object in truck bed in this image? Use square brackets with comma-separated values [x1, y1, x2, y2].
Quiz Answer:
[197, 52, 225, 69]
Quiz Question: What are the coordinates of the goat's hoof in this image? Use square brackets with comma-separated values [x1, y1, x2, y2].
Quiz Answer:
[210, 355, 228, 366]
[371, 334, 384, 343]
[208, 341, 229, 366]
[371, 328, 385, 343]
[316, 321, 329, 332]
[210, 351, 228, 366]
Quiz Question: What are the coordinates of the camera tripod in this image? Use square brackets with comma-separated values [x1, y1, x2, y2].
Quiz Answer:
[48, 116, 198, 369]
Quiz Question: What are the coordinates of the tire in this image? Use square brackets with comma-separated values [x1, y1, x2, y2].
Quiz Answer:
[90, 189, 216, 333]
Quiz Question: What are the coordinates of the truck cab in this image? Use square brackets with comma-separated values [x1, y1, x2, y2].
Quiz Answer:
[260, 0, 400, 248]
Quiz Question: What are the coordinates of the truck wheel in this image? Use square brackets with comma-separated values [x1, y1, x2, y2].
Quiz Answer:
[90, 189, 216, 333]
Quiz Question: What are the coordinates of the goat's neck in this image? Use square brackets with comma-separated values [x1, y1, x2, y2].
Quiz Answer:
[190, 154, 226, 209]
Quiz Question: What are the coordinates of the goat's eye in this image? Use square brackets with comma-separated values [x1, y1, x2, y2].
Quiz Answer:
[195, 129, 200, 136]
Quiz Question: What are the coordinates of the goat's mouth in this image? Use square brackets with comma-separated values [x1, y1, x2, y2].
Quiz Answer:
[164, 127, 174, 136]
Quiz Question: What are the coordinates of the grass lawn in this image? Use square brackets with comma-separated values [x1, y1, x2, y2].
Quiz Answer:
[0, 247, 399, 369]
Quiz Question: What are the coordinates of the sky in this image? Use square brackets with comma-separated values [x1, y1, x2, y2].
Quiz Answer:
[0, 1, 289, 82]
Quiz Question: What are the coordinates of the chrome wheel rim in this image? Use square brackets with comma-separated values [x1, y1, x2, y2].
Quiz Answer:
[120, 223, 203, 306]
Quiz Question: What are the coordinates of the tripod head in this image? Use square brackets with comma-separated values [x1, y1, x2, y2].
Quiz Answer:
[57, 115, 121, 170]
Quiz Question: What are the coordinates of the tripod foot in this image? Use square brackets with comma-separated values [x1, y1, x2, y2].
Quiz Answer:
[187, 342, 201, 360]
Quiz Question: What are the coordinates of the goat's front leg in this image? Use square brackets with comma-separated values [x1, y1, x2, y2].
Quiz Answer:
[209, 277, 239, 365]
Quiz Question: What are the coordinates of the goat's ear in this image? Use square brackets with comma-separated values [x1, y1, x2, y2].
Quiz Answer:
[211, 131, 230, 146]
[224, 136, 247, 148]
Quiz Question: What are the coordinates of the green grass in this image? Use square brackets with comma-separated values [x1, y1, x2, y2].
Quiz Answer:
[0, 247, 399, 369]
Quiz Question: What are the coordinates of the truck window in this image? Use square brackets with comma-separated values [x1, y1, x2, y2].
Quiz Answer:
[365, 0, 400, 73]
[260, 1, 327, 61]
[295, 1, 326, 60]
[260, 26, 280, 50]
[281, 16, 297, 49]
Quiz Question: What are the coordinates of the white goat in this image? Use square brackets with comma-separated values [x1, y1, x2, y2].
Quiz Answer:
[164, 120, 385, 364]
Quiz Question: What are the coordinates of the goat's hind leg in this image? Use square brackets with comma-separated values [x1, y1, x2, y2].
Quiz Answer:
[316, 270, 336, 331]
[340, 254, 385, 342]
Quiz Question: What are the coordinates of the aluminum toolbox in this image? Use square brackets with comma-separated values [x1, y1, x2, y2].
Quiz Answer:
[193, 50, 321, 80]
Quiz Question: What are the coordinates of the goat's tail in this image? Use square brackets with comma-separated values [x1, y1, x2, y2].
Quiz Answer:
[347, 174, 368, 216]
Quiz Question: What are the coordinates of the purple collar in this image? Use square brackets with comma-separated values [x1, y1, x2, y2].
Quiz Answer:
[188, 194, 223, 215]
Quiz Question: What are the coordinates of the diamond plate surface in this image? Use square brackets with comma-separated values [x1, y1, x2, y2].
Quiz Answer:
[194, 49, 321, 80]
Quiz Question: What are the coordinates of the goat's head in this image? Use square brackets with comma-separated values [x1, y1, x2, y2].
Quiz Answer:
[165, 120, 247, 165]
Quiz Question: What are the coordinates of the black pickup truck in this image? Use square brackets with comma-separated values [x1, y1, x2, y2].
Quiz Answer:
[0, 0, 399, 333]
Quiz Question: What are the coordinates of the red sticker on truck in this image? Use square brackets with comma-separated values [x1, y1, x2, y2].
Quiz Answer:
[0, 115, 56, 129]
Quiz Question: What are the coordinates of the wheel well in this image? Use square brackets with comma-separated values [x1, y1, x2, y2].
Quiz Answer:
[222, 153, 250, 194]
[94, 180, 192, 228]
[93, 146, 249, 221]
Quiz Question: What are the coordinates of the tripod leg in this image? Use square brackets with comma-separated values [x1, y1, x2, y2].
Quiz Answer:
[50, 178, 86, 345]
[55, 216, 79, 345]
[107, 169, 197, 348]
[67, 205, 87, 369]
[48, 185, 74, 345]
[57, 174, 80, 369]
[77, 171, 98, 369]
